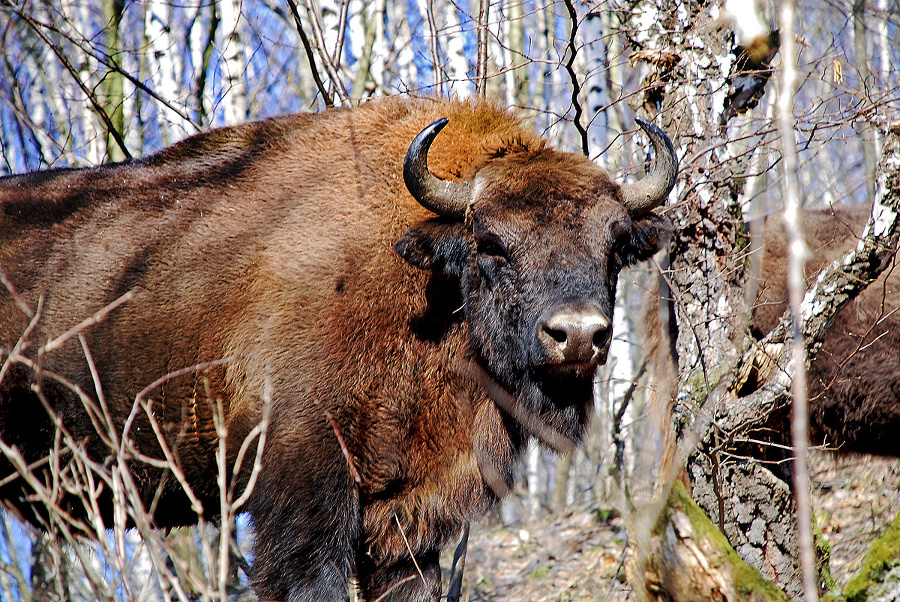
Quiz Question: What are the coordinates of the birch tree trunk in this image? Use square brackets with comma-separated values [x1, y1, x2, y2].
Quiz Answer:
[853, 0, 878, 203]
[625, 0, 805, 596]
[102, 0, 126, 163]
[446, 1, 473, 97]
[144, 0, 194, 142]
[61, 1, 102, 165]
[218, 0, 248, 125]
[630, 0, 900, 597]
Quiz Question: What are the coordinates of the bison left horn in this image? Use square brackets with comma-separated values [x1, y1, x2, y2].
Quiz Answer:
[404, 118, 472, 218]
[620, 117, 679, 215]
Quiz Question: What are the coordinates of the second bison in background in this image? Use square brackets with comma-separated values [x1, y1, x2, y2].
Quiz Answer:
[753, 204, 900, 456]
[0, 97, 677, 602]
[648, 203, 900, 458]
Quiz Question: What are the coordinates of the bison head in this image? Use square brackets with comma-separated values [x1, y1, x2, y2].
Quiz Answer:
[395, 117, 676, 445]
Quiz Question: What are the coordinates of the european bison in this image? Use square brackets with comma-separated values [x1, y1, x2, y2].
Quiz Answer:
[0, 97, 676, 601]
[753, 203, 900, 455]
[647, 203, 900, 457]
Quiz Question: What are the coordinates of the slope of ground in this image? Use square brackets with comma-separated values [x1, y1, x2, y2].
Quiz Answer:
[453, 451, 900, 601]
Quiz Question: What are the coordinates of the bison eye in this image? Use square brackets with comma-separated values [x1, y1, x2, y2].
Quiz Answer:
[477, 238, 507, 260]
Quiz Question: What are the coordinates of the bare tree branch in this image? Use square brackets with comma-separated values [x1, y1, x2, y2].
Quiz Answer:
[562, 0, 589, 156]
[5, 3, 131, 159]
[475, 0, 489, 98]
[286, 0, 334, 107]
[300, 0, 350, 104]
[778, 2, 817, 599]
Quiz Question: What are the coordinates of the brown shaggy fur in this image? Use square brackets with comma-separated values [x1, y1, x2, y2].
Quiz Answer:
[0, 97, 669, 601]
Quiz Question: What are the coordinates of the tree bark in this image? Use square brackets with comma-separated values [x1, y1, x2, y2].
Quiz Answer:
[853, 0, 878, 203]
[219, 0, 248, 124]
[625, 0, 797, 596]
[631, 480, 790, 602]
[102, 0, 126, 163]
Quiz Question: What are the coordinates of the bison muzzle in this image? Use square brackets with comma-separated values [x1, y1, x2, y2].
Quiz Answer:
[0, 97, 676, 601]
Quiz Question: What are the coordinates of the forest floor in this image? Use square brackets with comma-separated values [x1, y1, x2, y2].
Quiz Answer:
[451, 451, 900, 601]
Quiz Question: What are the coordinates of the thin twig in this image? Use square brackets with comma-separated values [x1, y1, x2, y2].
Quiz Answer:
[424, 0, 442, 92]
[372, 575, 417, 602]
[229, 373, 273, 509]
[41, 290, 134, 354]
[122, 355, 238, 451]
[393, 514, 428, 589]
[300, 0, 349, 104]
[5, 1, 196, 130]
[285, 0, 333, 107]
[778, 2, 817, 600]
[562, 0, 589, 156]
[0, 296, 43, 385]
[331, 0, 351, 67]
[312, 395, 361, 483]
[0, 268, 33, 318]
[7, 3, 131, 159]
[463, 358, 576, 454]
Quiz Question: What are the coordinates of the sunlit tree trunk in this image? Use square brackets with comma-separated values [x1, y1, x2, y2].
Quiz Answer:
[219, 0, 248, 124]
[189, 2, 218, 127]
[625, 0, 804, 596]
[502, 0, 527, 107]
[853, 0, 878, 203]
[144, 0, 193, 142]
[348, 0, 386, 100]
[102, 0, 126, 162]
[446, 1, 473, 97]
[60, 1, 102, 165]
[579, 4, 609, 165]
[392, 4, 418, 92]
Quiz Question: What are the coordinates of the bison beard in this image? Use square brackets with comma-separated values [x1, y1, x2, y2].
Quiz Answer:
[0, 97, 676, 601]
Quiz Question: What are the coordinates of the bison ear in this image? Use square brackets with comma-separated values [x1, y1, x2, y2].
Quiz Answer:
[617, 213, 672, 268]
[395, 218, 470, 277]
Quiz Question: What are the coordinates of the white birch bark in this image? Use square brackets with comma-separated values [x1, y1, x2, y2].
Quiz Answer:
[218, 0, 247, 125]
[368, 0, 387, 94]
[580, 7, 609, 167]
[320, 0, 343, 75]
[625, 0, 804, 596]
[500, 0, 516, 106]
[391, 3, 418, 92]
[20, 53, 62, 166]
[853, 0, 877, 202]
[536, 6, 566, 142]
[525, 440, 541, 519]
[60, 1, 101, 165]
[876, 0, 890, 157]
[145, 0, 193, 141]
[348, 0, 386, 98]
[445, 1, 473, 97]
[188, 4, 211, 125]
[876, 0, 891, 115]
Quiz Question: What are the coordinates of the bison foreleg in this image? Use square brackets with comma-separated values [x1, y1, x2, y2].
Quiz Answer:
[248, 470, 360, 602]
[355, 548, 441, 602]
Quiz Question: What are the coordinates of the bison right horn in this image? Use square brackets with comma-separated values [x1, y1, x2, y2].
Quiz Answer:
[620, 118, 678, 215]
[404, 118, 472, 218]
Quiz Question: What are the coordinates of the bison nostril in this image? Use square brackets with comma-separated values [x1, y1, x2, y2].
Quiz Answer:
[592, 327, 611, 350]
[538, 303, 611, 363]
[545, 327, 567, 345]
